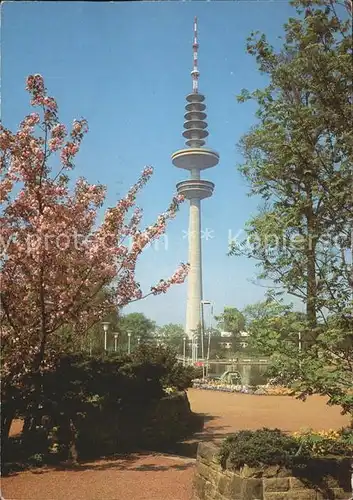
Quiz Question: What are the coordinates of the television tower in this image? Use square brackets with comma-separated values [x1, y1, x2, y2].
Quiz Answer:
[172, 17, 219, 344]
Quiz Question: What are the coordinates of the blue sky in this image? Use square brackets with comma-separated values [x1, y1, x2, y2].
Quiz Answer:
[2, 1, 299, 326]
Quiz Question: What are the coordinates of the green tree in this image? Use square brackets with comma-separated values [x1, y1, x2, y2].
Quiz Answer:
[230, 0, 352, 327]
[118, 312, 156, 348]
[156, 323, 185, 354]
[244, 299, 306, 353]
[215, 307, 245, 334]
[215, 307, 246, 352]
[231, 0, 352, 415]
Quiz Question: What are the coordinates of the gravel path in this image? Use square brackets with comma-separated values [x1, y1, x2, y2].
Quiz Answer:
[1, 453, 195, 500]
[1, 389, 349, 500]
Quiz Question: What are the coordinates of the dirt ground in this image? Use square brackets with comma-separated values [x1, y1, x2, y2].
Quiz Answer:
[1, 389, 350, 500]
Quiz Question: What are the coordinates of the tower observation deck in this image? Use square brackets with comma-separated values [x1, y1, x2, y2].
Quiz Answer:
[172, 17, 219, 342]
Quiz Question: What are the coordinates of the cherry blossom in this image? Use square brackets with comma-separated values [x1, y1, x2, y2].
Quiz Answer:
[0, 74, 189, 380]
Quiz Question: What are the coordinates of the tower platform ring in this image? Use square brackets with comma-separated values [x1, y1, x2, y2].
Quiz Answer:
[184, 111, 207, 121]
[176, 179, 215, 200]
[186, 93, 205, 103]
[183, 128, 209, 140]
[172, 148, 219, 170]
[183, 120, 208, 130]
[185, 102, 206, 112]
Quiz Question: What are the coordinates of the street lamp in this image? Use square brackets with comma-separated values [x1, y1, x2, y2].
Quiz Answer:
[127, 331, 132, 354]
[183, 336, 186, 366]
[192, 335, 199, 363]
[200, 300, 208, 362]
[113, 333, 119, 352]
[102, 322, 110, 352]
[137, 336, 141, 346]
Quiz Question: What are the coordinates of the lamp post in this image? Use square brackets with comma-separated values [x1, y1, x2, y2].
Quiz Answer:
[193, 335, 199, 363]
[200, 301, 206, 362]
[113, 333, 119, 352]
[127, 331, 132, 354]
[102, 322, 110, 352]
[183, 336, 186, 366]
[200, 300, 212, 361]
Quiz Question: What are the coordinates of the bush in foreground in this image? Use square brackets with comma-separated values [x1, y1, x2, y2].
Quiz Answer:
[2, 347, 201, 470]
[218, 427, 353, 471]
[219, 429, 306, 469]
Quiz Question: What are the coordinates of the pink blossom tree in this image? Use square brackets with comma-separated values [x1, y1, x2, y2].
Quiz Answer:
[0, 74, 188, 386]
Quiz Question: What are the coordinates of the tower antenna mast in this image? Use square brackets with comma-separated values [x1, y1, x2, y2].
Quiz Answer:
[191, 16, 199, 93]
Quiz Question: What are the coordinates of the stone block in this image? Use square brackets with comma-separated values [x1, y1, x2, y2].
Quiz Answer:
[241, 478, 263, 500]
[287, 490, 317, 500]
[196, 461, 215, 482]
[193, 472, 207, 498]
[217, 473, 231, 496]
[290, 477, 312, 490]
[264, 478, 290, 492]
[193, 475, 218, 500]
[239, 465, 265, 478]
[198, 442, 219, 463]
[264, 494, 289, 500]
[208, 460, 224, 473]
[263, 466, 291, 478]
[315, 490, 331, 500]
[213, 492, 232, 500]
[227, 475, 244, 498]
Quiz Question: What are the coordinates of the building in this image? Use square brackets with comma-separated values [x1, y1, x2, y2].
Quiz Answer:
[218, 331, 250, 350]
[172, 17, 219, 344]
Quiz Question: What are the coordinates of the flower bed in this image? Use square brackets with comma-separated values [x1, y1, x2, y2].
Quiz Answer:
[194, 428, 353, 500]
[293, 428, 353, 457]
[192, 379, 293, 395]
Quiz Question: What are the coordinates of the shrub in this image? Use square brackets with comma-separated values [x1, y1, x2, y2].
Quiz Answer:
[219, 428, 308, 469]
[131, 344, 199, 390]
[3, 347, 202, 467]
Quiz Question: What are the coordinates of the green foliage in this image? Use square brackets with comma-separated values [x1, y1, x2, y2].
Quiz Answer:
[2, 345, 201, 466]
[231, 0, 352, 320]
[245, 299, 304, 353]
[117, 312, 156, 346]
[215, 307, 246, 336]
[156, 323, 185, 353]
[219, 429, 307, 469]
[231, 0, 353, 416]
[131, 343, 199, 390]
[218, 427, 352, 474]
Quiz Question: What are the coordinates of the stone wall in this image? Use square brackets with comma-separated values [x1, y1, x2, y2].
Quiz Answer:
[193, 442, 352, 500]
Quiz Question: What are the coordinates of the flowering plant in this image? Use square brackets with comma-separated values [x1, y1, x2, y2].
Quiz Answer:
[0, 74, 189, 384]
[292, 428, 353, 457]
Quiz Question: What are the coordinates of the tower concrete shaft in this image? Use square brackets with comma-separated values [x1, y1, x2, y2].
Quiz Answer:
[172, 18, 219, 341]
[186, 199, 203, 340]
